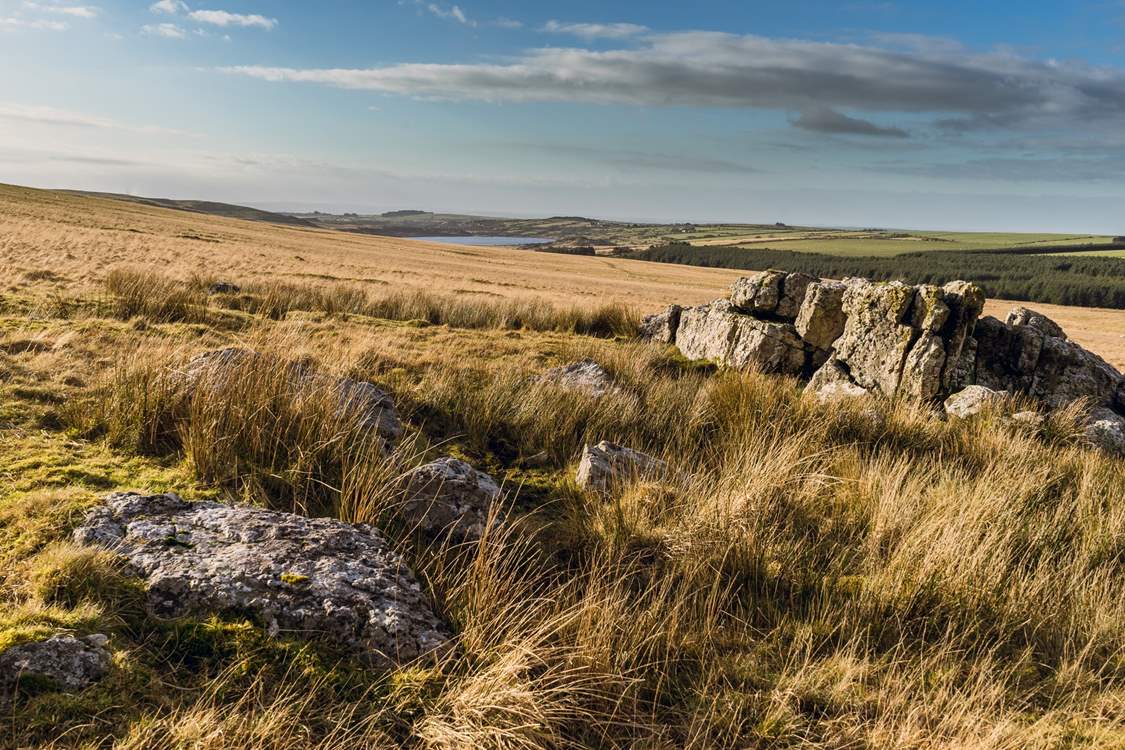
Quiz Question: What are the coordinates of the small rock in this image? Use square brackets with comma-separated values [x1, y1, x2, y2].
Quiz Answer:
[0, 634, 110, 698]
[1086, 408, 1125, 458]
[540, 359, 617, 397]
[639, 305, 682, 344]
[576, 441, 667, 492]
[206, 281, 241, 295]
[807, 356, 870, 403]
[944, 385, 1006, 419]
[730, 271, 785, 315]
[1006, 306, 1066, 340]
[1009, 411, 1046, 430]
[795, 280, 847, 351]
[73, 493, 449, 667]
[396, 457, 501, 540]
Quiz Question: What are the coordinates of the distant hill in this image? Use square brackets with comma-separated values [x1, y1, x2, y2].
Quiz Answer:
[66, 191, 319, 228]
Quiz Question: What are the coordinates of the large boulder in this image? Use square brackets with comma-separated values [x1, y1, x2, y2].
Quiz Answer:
[176, 348, 404, 448]
[576, 441, 667, 492]
[675, 300, 808, 375]
[396, 457, 501, 541]
[639, 305, 682, 344]
[795, 280, 848, 351]
[74, 493, 448, 667]
[972, 311, 1122, 410]
[0, 634, 110, 700]
[944, 385, 1006, 419]
[540, 359, 618, 397]
[832, 280, 984, 401]
[1086, 408, 1125, 458]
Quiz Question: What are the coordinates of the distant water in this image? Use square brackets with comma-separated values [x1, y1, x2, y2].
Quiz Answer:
[407, 236, 553, 246]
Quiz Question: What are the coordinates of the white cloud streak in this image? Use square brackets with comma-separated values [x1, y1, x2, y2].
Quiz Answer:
[188, 9, 276, 29]
[142, 22, 186, 38]
[541, 20, 649, 39]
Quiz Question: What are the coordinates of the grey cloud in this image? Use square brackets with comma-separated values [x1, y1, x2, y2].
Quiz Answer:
[221, 32, 1125, 134]
[792, 106, 908, 138]
[507, 143, 759, 174]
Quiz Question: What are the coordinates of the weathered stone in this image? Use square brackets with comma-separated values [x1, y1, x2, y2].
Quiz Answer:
[910, 285, 951, 333]
[676, 300, 807, 374]
[1009, 411, 1046, 430]
[576, 441, 666, 492]
[206, 281, 241, 295]
[1117, 381, 1125, 412]
[0, 634, 110, 698]
[1086, 408, 1125, 458]
[776, 273, 818, 319]
[807, 356, 870, 403]
[944, 385, 1006, 419]
[396, 457, 501, 540]
[639, 305, 682, 344]
[935, 281, 986, 393]
[795, 280, 847, 351]
[177, 349, 404, 448]
[729, 271, 785, 315]
[540, 359, 617, 397]
[1006, 306, 1066, 340]
[833, 280, 917, 396]
[901, 332, 948, 401]
[74, 493, 448, 667]
[972, 311, 1121, 411]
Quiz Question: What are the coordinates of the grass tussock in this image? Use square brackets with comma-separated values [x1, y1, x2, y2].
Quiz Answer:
[7, 271, 1125, 748]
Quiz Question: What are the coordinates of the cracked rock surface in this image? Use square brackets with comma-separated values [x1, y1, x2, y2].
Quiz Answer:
[73, 492, 449, 667]
[0, 634, 111, 699]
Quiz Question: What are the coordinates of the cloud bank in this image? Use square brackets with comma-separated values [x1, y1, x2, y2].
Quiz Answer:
[222, 31, 1125, 137]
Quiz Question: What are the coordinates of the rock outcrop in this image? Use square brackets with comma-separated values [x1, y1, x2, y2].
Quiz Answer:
[576, 441, 666, 492]
[396, 457, 501, 541]
[540, 359, 618, 397]
[176, 348, 403, 448]
[0, 634, 111, 699]
[639, 305, 681, 344]
[1086, 409, 1125, 458]
[674, 300, 808, 375]
[74, 492, 448, 667]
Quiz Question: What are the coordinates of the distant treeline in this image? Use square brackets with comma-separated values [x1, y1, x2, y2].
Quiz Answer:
[628, 243, 1125, 309]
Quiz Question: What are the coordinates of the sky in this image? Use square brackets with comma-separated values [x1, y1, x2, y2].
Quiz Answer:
[2, 1, 1125, 231]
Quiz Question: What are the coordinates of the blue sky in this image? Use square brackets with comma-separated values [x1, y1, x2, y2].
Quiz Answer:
[2, 0, 1125, 231]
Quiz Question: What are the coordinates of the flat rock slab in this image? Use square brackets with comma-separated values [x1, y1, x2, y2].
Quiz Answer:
[944, 385, 1006, 419]
[0, 634, 110, 699]
[576, 441, 667, 492]
[540, 359, 618, 397]
[74, 493, 448, 667]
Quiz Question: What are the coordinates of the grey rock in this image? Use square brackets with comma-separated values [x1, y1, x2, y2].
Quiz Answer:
[944, 385, 1006, 419]
[576, 441, 667, 492]
[639, 305, 682, 344]
[1009, 411, 1046, 430]
[1086, 408, 1125, 458]
[795, 280, 848, 351]
[834, 280, 918, 397]
[0, 634, 110, 697]
[730, 271, 785, 315]
[675, 300, 808, 375]
[776, 273, 818, 319]
[972, 317, 1122, 410]
[206, 281, 241, 295]
[1006, 306, 1066, 340]
[807, 356, 870, 403]
[540, 359, 618, 397]
[334, 378, 405, 444]
[396, 457, 501, 541]
[73, 493, 448, 667]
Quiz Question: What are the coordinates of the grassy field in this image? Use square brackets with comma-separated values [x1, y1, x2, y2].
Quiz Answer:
[2, 183, 1125, 747]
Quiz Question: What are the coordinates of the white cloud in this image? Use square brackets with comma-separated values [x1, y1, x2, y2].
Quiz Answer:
[541, 20, 649, 39]
[425, 2, 473, 26]
[0, 101, 193, 136]
[142, 21, 186, 38]
[0, 16, 68, 30]
[187, 9, 277, 29]
[23, 2, 99, 18]
[150, 0, 188, 13]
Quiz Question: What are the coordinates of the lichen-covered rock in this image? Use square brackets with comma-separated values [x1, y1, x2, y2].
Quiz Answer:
[396, 457, 501, 540]
[795, 280, 848, 351]
[944, 385, 1006, 419]
[0, 634, 110, 698]
[639, 305, 682, 344]
[576, 441, 666, 492]
[832, 280, 984, 401]
[776, 273, 818, 319]
[540, 359, 618, 397]
[1009, 411, 1046, 431]
[807, 356, 870, 403]
[730, 271, 785, 315]
[676, 300, 808, 374]
[1086, 408, 1125, 458]
[1006, 306, 1066, 340]
[73, 493, 448, 667]
[176, 349, 404, 448]
[973, 313, 1122, 410]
